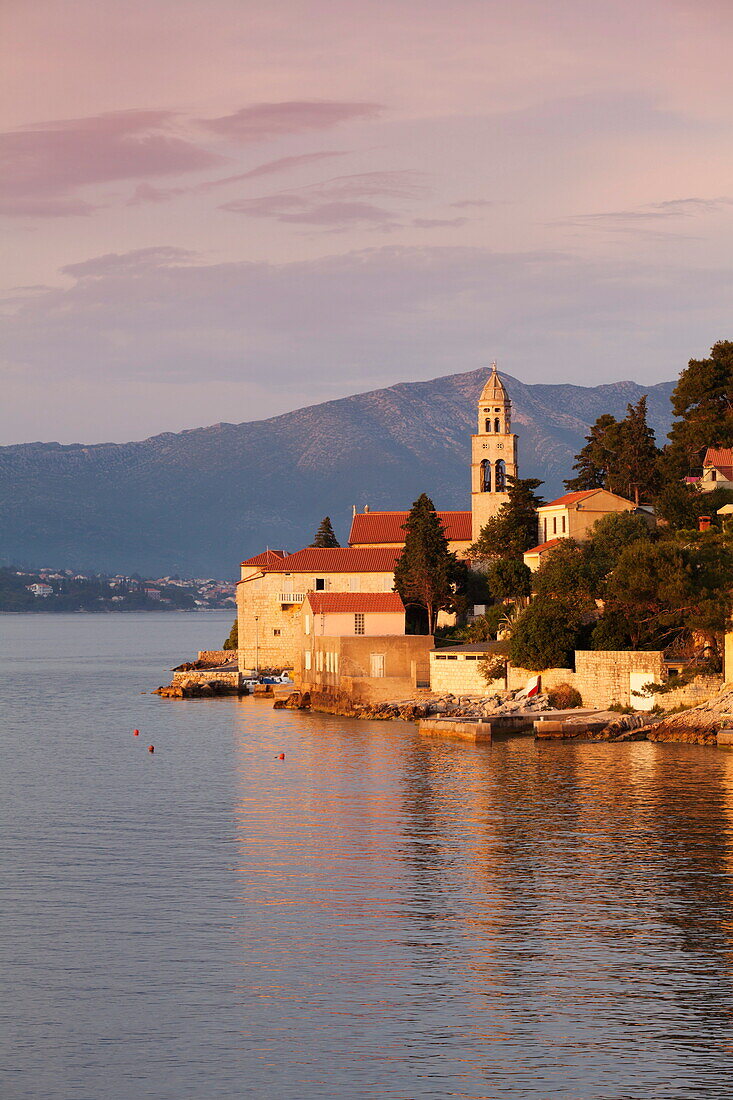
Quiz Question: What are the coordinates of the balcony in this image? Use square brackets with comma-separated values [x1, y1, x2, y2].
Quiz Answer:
[278, 592, 306, 605]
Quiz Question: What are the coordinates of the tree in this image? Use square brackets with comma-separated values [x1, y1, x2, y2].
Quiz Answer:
[508, 596, 582, 671]
[223, 619, 238, 650]
[610, 397, 659, 505]
[310, 516, 340, 547]
[565, 413, 621, 491]
[565, 400, 659, 504]
[664, 340, 733, 476]
[532, 539, 597, 611]
[393, 493, 458, 634]
[486, 557, 532, 602]
[585, 511, 653, 584]
[468, 476, 545, 559]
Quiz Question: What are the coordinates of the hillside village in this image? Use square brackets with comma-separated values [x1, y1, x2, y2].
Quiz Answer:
[174, 345, 733, 723]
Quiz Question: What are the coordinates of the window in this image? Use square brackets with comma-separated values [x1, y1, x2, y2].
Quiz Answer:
[543, 519, 547, 542]
[561, 515, 566, 533]
[315, 578, 325, 591]
[494, 418, 500, 433]
[354, 613, 365, 635]
[304, 614, 310, 635]
[304, 650, 312, 670]
[485, 419, 491, 432]
[480, 459, 491, 492]
[273, 629, 281, 636]
[435, 654, 447, 660]
[553, 517, 557, 534]
[316, 650, 323, 671]
[495, 459, 506, 491]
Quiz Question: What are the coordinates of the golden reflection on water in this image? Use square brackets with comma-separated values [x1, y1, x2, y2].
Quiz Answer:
[228, 703, 733, 1097]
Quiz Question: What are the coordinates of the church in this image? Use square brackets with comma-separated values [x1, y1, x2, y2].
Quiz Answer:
[235, 364, 522, 670]
[348, 362, 518, 553]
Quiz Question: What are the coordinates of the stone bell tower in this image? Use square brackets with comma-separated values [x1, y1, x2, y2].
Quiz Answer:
[471, 363, 519, 540]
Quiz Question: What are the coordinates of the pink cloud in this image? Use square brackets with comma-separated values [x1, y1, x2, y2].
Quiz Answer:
[412, 217, 468, 228]
[199, 100, 383, 141]
[221, 170, 427, 228]
[0, 110, 224, 218]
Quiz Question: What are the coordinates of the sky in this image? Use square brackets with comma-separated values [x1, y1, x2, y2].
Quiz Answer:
[2, 0, 733, 444]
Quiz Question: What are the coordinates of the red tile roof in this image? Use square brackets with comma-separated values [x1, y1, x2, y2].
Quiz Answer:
[240, 549, 287, 567]
[704, 447, 733, 467]
[306, 592, 404, 614]
[524, 538, 562, 555]
[243, 547, 402, 573]
[541, 490, 601, 508]
[349, 510, 472, 545]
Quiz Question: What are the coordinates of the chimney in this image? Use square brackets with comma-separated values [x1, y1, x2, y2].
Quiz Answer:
[699, 516, 711, 531]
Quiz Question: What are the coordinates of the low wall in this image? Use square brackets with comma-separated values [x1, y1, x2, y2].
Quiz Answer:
[507, 651, 667, 708]
[656, 675, 725, 709]
[173, 669, 240, 688]
[508, 665, 576, 694]
[197, 650, 237, 666]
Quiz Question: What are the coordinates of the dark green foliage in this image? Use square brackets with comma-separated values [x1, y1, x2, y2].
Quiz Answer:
[565, 413, 621, 491]
[585, 511, 653, 582]
[566, 400, 659, 504]
[486, 558, 532, 600]
[508, 596, 582, 671]
[469, 476, 545, 560]
[665, 340, 733, 475]
[223, 619, 238, 650]
[0, 568, 36, 611]
[599, 535, 732, 649]
[310, 516, 340, 548]
[532, 539, 597, 610]
[393, 493, 458, 634]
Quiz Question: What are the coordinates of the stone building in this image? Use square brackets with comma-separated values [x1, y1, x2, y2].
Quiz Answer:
[686, 447, 733, 493]
[236, 546, 401, 671]
[348, 509, 472, 556]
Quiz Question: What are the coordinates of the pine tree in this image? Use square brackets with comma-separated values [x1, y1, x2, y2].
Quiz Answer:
[223, 619, 238, 650]
[393, 493, 457, 633]
[664, 340, 733, 476]
[468, 476, 545, 560]
[565, 414, 621, 491]
[310, 516, 340, 548]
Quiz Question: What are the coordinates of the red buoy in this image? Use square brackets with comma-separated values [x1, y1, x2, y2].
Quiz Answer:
[133, 729, 140, 737]
[147, 745, 155, 754]
[278, 752, 285, 760]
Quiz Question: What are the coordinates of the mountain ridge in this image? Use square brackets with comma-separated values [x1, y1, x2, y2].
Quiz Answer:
[0, 368, 675, 576]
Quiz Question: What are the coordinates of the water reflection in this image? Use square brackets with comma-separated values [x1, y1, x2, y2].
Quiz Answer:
[232, 712, 733, 1097]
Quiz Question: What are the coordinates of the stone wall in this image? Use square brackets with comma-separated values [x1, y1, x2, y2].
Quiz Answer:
[656, 675, 725, 709]
[430, 652, 504, 695]
[197, 650, 236, 666]
[507, 651, 667, 708]
[172, 669, 240, 688]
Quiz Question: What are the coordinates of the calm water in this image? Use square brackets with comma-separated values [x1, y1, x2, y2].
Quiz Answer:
[3, 613, 733, 1099]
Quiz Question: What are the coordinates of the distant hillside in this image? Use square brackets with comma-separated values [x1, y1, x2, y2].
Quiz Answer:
[0, 368, 674, 577]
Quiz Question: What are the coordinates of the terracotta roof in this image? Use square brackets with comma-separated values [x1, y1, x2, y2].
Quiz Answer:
[478, 363, 509, 404]
[306, 592, 404, 614]
[524, 538, 562, 555]
[348, 510, 472, 545]
[243, 546, 402, 573]
[541, 490, 600, 508]
[240, 549, 286, 567]
[704, 447, 733, 468]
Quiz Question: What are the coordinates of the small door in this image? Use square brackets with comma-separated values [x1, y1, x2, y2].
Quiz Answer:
[629, 672, 655, 711]
[370, 653, 385, 678]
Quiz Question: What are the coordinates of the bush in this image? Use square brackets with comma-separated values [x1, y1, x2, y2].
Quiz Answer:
[547, 682, 583, 709]
[223, 619, 238, 650]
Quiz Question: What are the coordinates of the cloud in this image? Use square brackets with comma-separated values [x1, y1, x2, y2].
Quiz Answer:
[0, 110, 225, 218]
[450, 199, 495, 209]
[565, 196, 733, 227]
[412, 217, 468, 228]
[221, 170, 428, 228]
[199, 100, 383, 141]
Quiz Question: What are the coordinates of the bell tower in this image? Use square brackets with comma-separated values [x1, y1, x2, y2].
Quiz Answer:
[471, 363, 519, 540]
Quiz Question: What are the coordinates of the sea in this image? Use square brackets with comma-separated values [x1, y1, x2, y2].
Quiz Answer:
[2, 612, 733, 1099]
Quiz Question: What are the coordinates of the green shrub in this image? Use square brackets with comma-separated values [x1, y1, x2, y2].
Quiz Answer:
[547, 682, 583, 709]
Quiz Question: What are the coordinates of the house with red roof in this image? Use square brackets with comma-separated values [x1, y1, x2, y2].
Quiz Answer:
[348, 508, 473, 556]
[523, 488, 638, 570]
[690, 447, 733, 493]
[236, 546, 403, 671]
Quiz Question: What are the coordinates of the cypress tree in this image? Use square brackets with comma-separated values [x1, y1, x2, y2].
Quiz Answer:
[310, 516, 340, 547]
[468, 476, 545, 560]
[393, 493, 457, 634]
[610, 396, 659, 505]
[565, 413, 621, 491]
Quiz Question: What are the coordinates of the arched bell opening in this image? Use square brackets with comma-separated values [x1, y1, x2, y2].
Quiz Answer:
[480, 459, 491, 492]
[495, 459, 506, 492]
